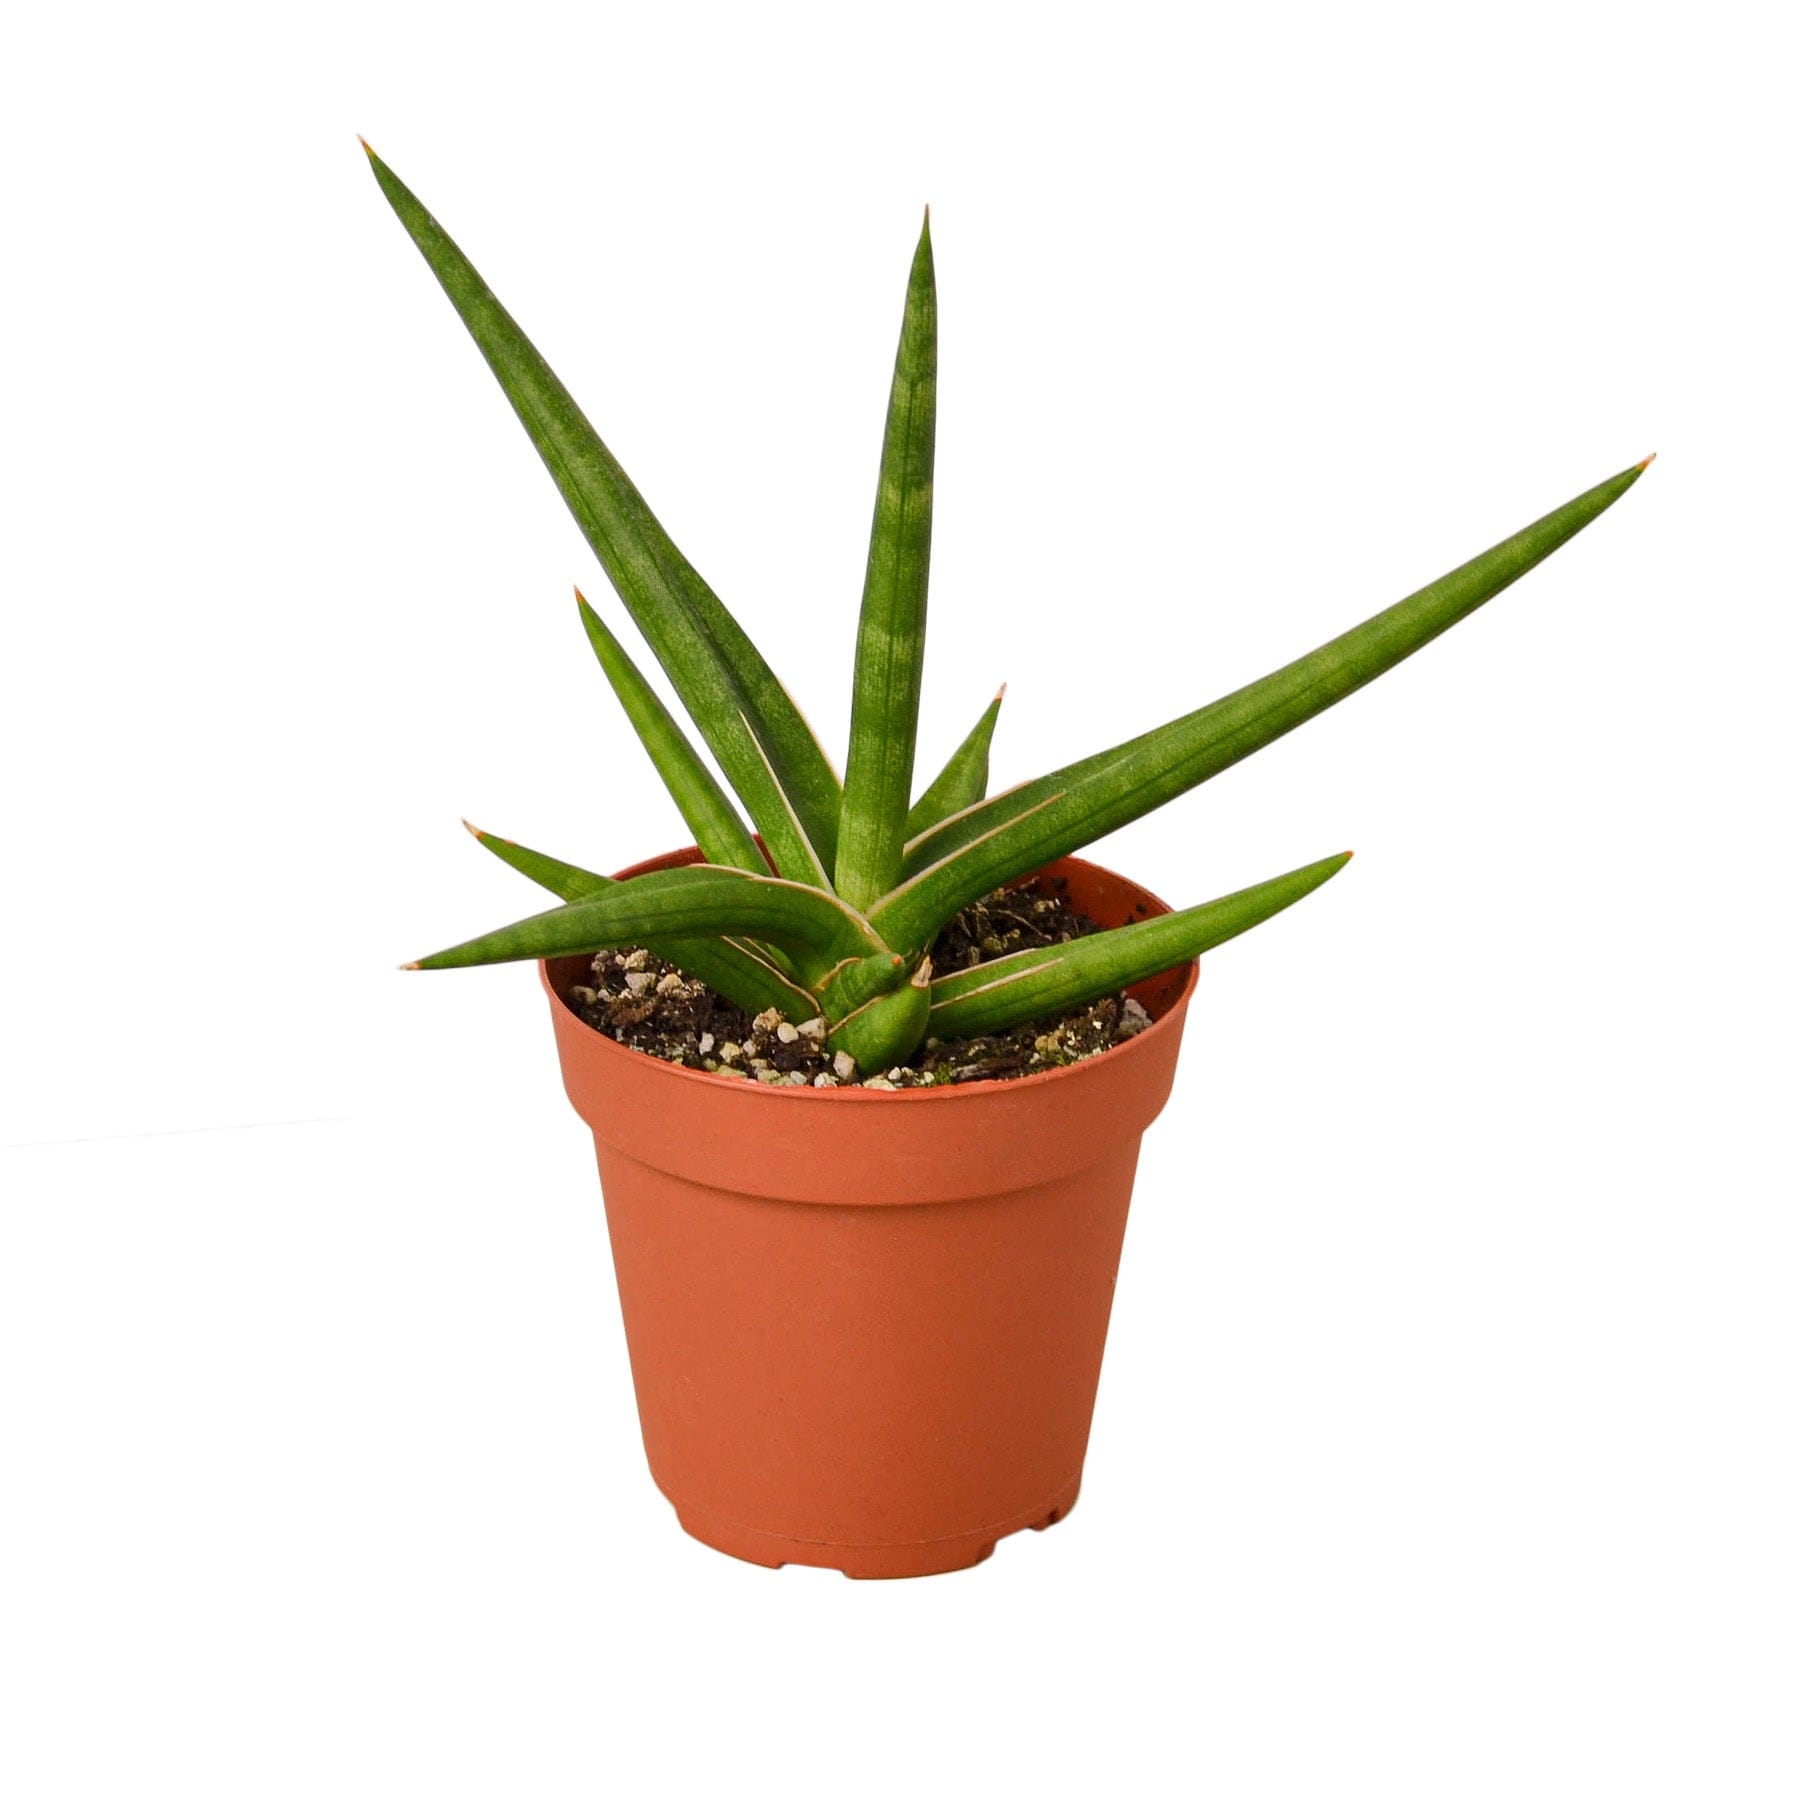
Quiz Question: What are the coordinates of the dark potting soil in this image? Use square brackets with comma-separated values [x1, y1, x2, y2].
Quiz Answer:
[568, 878, 1155, 1089]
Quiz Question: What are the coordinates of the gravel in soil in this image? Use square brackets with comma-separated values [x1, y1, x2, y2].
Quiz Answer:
[568, 878, 1155, 1089]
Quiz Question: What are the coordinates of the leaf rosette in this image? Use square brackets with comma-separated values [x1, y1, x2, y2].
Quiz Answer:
[367, 144, 1649, 1074]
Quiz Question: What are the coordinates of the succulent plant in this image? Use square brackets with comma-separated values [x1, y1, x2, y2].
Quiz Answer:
[366, 145, 1649, 1075]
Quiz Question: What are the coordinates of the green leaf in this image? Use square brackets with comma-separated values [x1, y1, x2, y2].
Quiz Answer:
[814, 947, 910, 1016]
[926, 852, 1352, 1038]
[904, 685, 1004, 840]
[362, 144, 842, 878]
[462, 820, 611, 900]
[875, 458, 1650, 954]
[576, 592, 766, 874]
[408, 862, 888, 972]
[826, 963, 934, 1073]
[460, 821, 812, 1015]
[836, 212, 937, 910]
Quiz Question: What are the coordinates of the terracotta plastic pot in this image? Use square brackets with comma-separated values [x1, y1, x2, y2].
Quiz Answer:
[540, 849, 1197, 1578]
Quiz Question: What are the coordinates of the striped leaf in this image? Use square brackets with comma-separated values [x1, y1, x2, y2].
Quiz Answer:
[926, 852, 1351, 1039]
[461, 822, 813, 1016]
[407, 862, 886, 972]
[874, 459, 1649, 954]
[575, 592, 766, 874]
[461, 821, 611, 901]
[836, 213, 937, 909]
[363, 144, 842, 878]
[904, 685, 1004, 840]
[827, 961, 935, 1074]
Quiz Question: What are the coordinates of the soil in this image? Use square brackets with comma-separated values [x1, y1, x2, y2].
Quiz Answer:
[568, 877, 1155, 1088]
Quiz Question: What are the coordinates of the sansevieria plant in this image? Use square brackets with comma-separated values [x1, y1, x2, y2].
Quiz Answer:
[367, 146, 1650, 1076]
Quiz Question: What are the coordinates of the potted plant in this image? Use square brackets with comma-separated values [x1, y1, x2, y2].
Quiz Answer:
[363, 144, 1650, 1577]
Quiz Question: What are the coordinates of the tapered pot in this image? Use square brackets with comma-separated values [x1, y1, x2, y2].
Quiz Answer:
[541, 850, 1197, 1578]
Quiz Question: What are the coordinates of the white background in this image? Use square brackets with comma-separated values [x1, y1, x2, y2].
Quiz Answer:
[3, 2, 1795, 1794]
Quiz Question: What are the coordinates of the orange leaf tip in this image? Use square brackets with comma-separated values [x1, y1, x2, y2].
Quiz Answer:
[357, 134, 376, 158]
[1636, 452, 1657, 472]
[460, 818, 486, 841]
[399, 960, 421, 971]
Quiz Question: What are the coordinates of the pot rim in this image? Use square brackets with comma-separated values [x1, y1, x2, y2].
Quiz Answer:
[538, 849, 1200, 1104]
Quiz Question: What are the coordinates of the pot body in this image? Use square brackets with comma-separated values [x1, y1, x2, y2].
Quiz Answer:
[541, 852, 1196, 1577]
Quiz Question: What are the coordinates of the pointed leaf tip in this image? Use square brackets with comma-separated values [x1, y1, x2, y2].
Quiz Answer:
[1636, 452, 1657, 472]
[363, 140, 845, 863]
[357, 134, 376, 158]
[460, 818, 486, 841]
[399, 960, 420, 971]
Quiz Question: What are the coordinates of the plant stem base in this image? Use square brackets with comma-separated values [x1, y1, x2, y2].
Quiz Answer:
[667, 1476, 1083, 1579]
